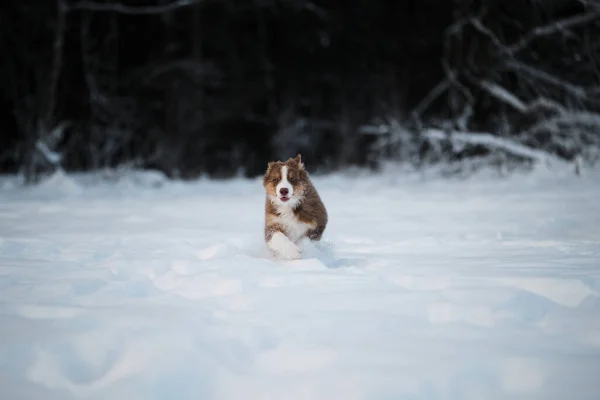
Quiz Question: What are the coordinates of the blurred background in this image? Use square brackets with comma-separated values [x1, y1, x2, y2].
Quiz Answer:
[1, 0, 599, 182]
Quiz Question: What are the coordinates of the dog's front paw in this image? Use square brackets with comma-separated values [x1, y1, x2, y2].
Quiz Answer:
[279, 243, 301, 260]
[268, 232, 301, 260]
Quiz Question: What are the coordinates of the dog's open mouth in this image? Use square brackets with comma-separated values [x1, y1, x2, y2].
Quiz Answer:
[280, 196, 290, 202]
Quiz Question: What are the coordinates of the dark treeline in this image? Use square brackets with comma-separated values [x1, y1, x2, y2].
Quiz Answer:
[1, 0, 599, 181]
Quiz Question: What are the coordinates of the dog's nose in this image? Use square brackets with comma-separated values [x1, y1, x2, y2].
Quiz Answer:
[280, 188, 289, 196]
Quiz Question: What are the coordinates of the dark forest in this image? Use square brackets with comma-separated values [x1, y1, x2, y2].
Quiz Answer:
[1, 0, 599, 181]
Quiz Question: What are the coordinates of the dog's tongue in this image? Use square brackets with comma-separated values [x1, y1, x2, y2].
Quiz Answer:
[281, 197, 289, 202]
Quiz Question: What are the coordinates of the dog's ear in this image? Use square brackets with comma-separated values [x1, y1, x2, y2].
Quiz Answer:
[294, 154, 305, 169]
[265, 161, 275, 174]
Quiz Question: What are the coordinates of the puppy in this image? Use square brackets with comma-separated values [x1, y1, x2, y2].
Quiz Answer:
[263, 154, 328, 259]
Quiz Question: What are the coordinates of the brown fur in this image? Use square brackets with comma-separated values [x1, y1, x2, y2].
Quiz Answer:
[263, 154, 328, 244]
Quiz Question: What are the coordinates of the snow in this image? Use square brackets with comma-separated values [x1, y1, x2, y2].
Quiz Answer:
[1, 167, 599, 400]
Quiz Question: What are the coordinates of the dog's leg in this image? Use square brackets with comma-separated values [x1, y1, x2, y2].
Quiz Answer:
[266, 231, 301, 260]
[306, 226, 325, 241]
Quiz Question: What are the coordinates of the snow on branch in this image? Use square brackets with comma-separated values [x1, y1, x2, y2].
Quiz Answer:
[35, 121, 70, 168]
[69, 0, 205, 14]
[479, 80, 527, 112]
[423, 129, 568, 167]
[36, 141, 62, 166]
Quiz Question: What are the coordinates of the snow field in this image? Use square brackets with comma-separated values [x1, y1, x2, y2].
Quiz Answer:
[0, 167, 599, 400]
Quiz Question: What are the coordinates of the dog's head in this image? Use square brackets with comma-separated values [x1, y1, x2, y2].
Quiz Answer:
[263, 154, 309, 207]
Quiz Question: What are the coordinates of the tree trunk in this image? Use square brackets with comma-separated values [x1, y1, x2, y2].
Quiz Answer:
[24, 0, 67, 183]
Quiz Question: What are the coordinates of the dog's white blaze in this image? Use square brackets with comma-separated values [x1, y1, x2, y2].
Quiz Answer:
[276, 165, 293, 198]
[267, 231, 300, 259]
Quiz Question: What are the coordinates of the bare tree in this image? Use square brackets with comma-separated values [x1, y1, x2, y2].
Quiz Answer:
[409, 0, 600, 171]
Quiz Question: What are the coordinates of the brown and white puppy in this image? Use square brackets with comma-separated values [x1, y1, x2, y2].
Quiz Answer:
[263, 154, 327, 259]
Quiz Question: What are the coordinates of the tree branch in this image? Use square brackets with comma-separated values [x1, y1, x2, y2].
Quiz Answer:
[466, 10, 600, 104]
[469, 9, 600, 58]
[479, 80, 528, 113]
[469, 17, 507, 51]
[412, 78, 451, 119]
[69, 0, 204, 14]
[508, 9, 600, 54]
[505, 59, 596, 99]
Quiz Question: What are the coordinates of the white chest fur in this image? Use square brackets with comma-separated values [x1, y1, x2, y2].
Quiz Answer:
[273, 205, 314, 243]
